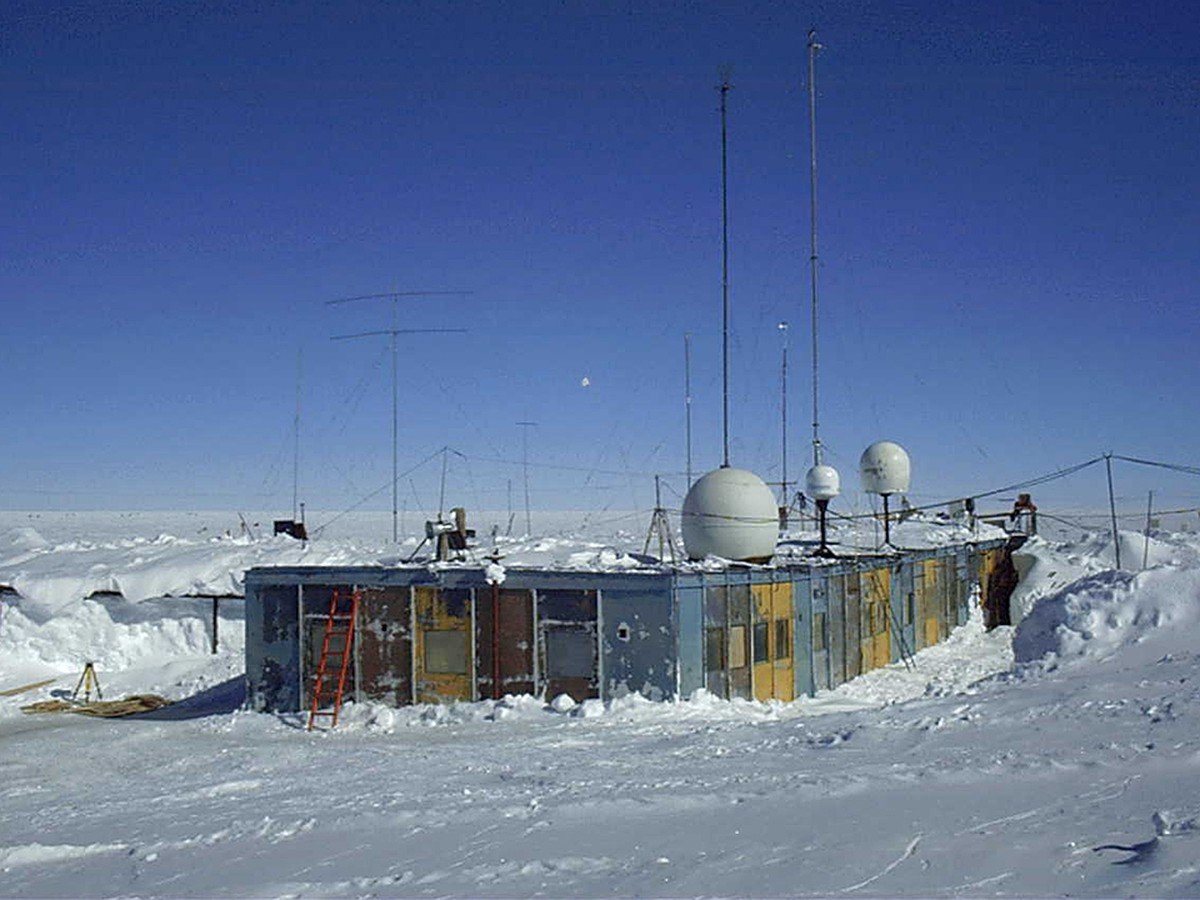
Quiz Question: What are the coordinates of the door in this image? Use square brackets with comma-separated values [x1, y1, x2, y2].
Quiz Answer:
[357, 587, 412, 706]
[704, 585, 728, 698]
[302, 584, 357, 707]
[845, 572, 862, 679]
[727, 584, 752, 699]
[537, 589, 599, 702]
[861, 568, 891, 673]
[414, 587, 473, 703]
[475, 587, 535, 699]
[752, 581, 794, 702]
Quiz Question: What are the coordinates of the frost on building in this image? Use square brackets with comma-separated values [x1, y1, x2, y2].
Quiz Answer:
[243, 536, 1020, 713]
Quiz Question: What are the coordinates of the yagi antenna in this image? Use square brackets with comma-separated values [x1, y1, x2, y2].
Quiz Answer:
[327, 290, 471, 543]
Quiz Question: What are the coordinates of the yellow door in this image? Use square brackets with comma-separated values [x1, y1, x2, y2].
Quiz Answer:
[751, 582, 795, 702]
[862, 568, 891, 672]
[414, 587, 473, 704]
[772, 581, 795, 701]
[922, 560, 942, 648]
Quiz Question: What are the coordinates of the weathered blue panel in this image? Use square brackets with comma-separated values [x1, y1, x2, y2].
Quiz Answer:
[891, 561, 916, 665]
[600, 588, 675, 701]
[792, 577, 814, 698]
[810, 571, 830, 692]
[675, 584, 705, 698]
[246, 584, 300, 712]
[956, 549, 970, 626]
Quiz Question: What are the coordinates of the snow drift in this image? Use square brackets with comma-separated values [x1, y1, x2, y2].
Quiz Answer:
[1013, 566, 1200, 664]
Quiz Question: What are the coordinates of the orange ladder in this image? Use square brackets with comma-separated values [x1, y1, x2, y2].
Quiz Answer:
[307, 588, 360, 731]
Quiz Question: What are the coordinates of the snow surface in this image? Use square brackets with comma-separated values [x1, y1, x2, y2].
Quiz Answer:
[2, 512, 1199, 897]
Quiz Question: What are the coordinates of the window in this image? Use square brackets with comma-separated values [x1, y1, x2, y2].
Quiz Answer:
[774, 619, 790, 660]
[905, 592, 915, 625]
[729, 625, 748, 669]
[424, 630, 468, 674]
[752, 622, 769, 664]
[812, 613, 827, 651]
[544, 628, 595, 678]
[705, 627, 726, 671]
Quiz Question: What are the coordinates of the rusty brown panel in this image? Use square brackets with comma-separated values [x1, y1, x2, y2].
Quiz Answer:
[476, 587, 535, 699]
[540, 623, 598, 703]
[358, 587, 412, 706]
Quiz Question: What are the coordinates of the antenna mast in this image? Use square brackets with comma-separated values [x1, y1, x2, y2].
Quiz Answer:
[779, 321, 789, 510]
[684, 332, 693, 486]
[516, 420, 537, 536]
[807, 29, 824, 467]
[293, 348, 302, 523]
[719, 73, 733, 468]
[327, 290, 471, 543]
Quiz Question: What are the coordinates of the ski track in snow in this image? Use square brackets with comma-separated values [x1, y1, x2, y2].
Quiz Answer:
[1, 514, 1200, 896]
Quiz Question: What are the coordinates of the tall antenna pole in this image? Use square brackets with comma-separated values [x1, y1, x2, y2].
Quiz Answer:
[719, 74, 733, 468]
[779, 321, 789, 507]
[327, 290, 471, 543]
[807, 29, 824, 467]
[684, 332, 693, 487]
[517, 421, 537, 536]
[391, 301, 399, 541]
[292, 348, 302, 523]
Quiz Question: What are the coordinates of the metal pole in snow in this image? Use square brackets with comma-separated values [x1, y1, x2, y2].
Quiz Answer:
[1105, 454, 1123, 569]
[1142, 489, 1154, 570]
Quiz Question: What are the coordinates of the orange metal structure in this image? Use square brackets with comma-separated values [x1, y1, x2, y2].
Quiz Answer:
[307, 588, 360, 730]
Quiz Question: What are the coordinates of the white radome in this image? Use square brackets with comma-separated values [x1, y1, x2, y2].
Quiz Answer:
[859, 441, 911, 495]
[805, 464, 840, 502]
[681, 467, 778, 562]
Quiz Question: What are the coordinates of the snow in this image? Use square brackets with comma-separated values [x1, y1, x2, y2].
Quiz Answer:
[2, 511, 1200, 896]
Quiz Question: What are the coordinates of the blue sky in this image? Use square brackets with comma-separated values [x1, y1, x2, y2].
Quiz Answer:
[3, 0, 1197, 518]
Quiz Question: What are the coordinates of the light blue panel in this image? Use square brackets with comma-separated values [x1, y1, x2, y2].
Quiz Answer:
[600, 588, 676, 701]
[810, 572, 831, 692]
[792, 576, 815, 698]
[674, 584, 705, 698]
[956, 549, 970, 626]
[246, 583, 300, 712]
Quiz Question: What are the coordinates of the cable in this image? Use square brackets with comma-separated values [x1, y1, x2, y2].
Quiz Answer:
[1114, 455, 1200, 478]
[312, 446, 445, 538]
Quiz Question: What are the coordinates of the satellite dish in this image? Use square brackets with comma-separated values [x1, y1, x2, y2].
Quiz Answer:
[682, 467, 778, 562]
[859, 441, 911, 549]
[859, 441, 911, 496]
[804, 464, 840, 558]
[805, 464, 840, 502]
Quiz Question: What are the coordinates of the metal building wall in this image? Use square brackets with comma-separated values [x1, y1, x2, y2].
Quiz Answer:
[245, 583, 300, 712]
[243, 540, 1010, 713]
[600, 587, 675, 701]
